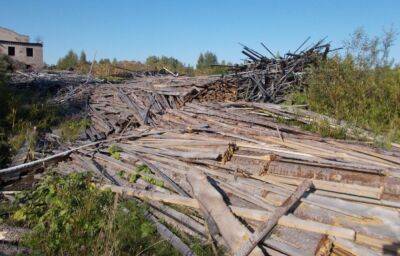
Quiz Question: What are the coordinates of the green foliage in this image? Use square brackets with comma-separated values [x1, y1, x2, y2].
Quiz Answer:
[294, 28, 400, 143]
[5, 89, 63, 154]
[0, 55, 11, 167]
[8, 173, 180, 255]
[79, 51, 88, 64]
[0, 61, 78, 166]
[57, 50, 79, 70]
[136, 164, 151, 174]
[196, 51, 231, 75]
[129, 165, 164, 187]
[108, 144, 123, 160]
[302, 120, 347, 140]
[59, 118, 90, 142]
[0, 55, 11, 127]
[141, 174, 164, 187]
[145, 55, 194, 75]
[196, 51, 218, 69]
[275, 116, 347, 140]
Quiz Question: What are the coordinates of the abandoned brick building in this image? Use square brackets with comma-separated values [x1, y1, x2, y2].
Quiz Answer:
[0, 27, 43, 70]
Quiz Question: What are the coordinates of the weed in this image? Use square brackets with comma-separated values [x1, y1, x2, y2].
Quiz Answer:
[108, 144, 123, 160]
[59, 118, 90, 142]
[5, 172, 185, 255]
[129, 165, 164, 187]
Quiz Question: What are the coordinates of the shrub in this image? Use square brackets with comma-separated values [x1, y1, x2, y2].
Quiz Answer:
[10, 173, 180, 255]
[293, 28, 400, 143]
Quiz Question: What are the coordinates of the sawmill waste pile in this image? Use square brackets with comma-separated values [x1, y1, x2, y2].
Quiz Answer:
[226, 38, 338, 103]
[8, 70, 104, 87]
[1, 75, 399, 256]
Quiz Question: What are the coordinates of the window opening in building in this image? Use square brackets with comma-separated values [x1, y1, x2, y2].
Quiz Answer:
[26, 48, 33, 57]
[8, 46, 15, 56]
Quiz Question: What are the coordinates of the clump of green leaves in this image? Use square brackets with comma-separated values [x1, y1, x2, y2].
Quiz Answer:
[108, 144, 123, 160]
[129, 165, 164, 187]
[59, 118, 90, 142]
[8, 172, 180, 255]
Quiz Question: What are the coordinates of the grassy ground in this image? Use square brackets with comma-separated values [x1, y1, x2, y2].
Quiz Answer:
[0, 172, 215, 256]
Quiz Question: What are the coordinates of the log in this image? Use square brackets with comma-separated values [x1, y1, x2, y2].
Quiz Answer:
[186, 169, 264, 255]
[101, 184, 271, 222]
[253, 174, 384, 199]
[0, 130, 166, 176]
[235, 179, 313, 256]
[278, 214, 355, 240]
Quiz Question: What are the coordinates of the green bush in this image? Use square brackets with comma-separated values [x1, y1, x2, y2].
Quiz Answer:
[10, 173, 180, 255]
[293, 28, 400, 143]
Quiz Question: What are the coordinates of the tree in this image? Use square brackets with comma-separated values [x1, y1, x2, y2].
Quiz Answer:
[98, 58, 111, 65]
[79, 51, 88, 64]
[343, 26, 398, 68]
[145, 55, 188, 73]
[196, 54, 204, 69]
[145, 56, 160, 67]
[196, 51, 218, 69]
[57, 50, 79, 70]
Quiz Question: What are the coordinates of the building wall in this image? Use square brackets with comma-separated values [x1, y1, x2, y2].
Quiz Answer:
[0, 27, 44, 70]
[0, 27, 29, 43]
[0, 42, 43, 70]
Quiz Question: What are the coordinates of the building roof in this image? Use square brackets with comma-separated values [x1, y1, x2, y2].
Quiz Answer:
[0, 40, 43, 47]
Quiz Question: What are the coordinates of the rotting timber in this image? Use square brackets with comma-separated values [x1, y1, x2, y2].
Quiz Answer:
[1, 71, 400, 256]
[225, 38, 336, 103]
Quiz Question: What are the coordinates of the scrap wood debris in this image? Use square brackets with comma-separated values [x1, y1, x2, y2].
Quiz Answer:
[228, 38, 336, 103]
[1, 73, 400, 256]
[9, 70, 104, 87]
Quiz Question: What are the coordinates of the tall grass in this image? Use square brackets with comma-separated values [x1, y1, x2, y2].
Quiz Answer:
[292, 27, 400, 144]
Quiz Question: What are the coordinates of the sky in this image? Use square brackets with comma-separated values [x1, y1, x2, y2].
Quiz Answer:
[1, 0, 399, 65]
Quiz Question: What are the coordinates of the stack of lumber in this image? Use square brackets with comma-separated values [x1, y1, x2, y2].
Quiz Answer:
[83, 75, 223, 140]
[57, 123, 400, 255]
[1, 75, 399, 256]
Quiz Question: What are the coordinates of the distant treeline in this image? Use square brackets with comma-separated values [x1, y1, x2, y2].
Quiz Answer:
[53, 50, 233, 78]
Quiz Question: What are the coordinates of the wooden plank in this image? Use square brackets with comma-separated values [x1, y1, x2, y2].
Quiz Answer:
[330, 236, 380, 256]
[145, 212, 195, 256]
[235, 179, 313, 256]
[0, 130, 166, 176]
[278, 214, 355, 240]
[101, 184, 271, 222]
[186, 169, 264, 255]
